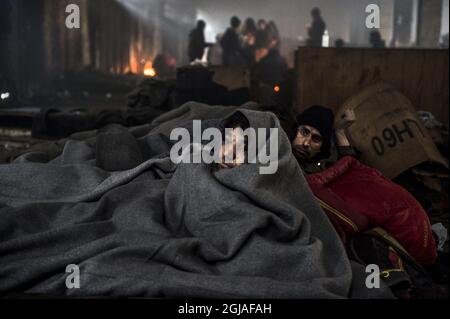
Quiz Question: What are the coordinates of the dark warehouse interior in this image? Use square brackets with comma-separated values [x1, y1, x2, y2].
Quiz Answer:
[0, 0, 449, 306]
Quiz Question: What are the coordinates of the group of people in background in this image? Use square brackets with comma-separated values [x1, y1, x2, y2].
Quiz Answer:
[220, 16, 281, 67]
[187, 7, 393, 87]
[188, 16, 282, 66]
[188, 7, 395, 65]
[188, 15, 287, 87]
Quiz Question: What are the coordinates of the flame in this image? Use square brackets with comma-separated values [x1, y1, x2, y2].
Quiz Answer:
[143, 60, 156, 77]
[274, 85, 280, 93]
[129, 45, 139, 74]
[144, 67, 156, 77]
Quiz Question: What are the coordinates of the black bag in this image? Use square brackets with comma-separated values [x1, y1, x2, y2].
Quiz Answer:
[347, 227, 436, 298]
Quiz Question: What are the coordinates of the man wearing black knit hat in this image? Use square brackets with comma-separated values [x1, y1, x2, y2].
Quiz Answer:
[292, 105, 357, 174]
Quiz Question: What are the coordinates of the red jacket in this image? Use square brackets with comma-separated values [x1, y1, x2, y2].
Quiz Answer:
[306, 156, 437, 266]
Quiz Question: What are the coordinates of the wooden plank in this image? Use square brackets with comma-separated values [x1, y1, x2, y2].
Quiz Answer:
[295, 48, 449, 128]
[400, 50, 425, 109]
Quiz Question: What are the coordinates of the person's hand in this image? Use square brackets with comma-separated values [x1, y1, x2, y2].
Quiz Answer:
[335, 109, 356, 131]
[335, 109, 356, 147]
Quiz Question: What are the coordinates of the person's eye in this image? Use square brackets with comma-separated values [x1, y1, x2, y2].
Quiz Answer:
[300, 127, 310, 136]
[312, 135, 322, 144]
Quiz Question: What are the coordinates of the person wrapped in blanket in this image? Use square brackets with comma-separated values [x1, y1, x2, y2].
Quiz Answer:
[214, 111, 250, 171]
[216, 106, 447, 298]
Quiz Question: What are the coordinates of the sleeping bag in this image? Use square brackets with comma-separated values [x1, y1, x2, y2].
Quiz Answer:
[306, 156, 437, 266]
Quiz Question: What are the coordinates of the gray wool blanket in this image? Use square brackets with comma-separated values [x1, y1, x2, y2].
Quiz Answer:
[0, 102, 389, 298]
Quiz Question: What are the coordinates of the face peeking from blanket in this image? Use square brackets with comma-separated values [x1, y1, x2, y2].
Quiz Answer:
[217, 112, 250, 170]
[217, 127, 248, 169]
[170, 112, 279, 174]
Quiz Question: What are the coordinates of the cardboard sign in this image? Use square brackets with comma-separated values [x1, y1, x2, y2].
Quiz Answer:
[337, 83, 448, 179]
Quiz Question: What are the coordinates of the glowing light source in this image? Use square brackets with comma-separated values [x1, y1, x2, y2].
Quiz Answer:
[322, 30, 330, 47]
[144, 68, 156, 77]
[274, 85, 280, 93]
[1, 92, 10, 100]
[143, 60, 156, 77]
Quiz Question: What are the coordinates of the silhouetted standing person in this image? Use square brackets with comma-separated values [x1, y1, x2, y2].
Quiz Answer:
[441, 33, 449, 49]
[188, 20, 208, 62]
[255, 19, 269, 49]
[257, 19, 268, 33]
[307, 8, 326, 47]
[253, 32, 287, 86]
[242, 17, 257, 37]
[335, 38, 345, 48]
[369, 30, 386, 48]
[241, 18, 257, 66]
[267, 20, 280, 49]
[221, 16, 243, 65]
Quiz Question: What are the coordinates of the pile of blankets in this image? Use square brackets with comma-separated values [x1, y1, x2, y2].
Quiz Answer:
[0, 102, 393, 298]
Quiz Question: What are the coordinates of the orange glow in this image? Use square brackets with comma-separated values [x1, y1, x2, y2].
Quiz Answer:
[274, 85, 280, 93]
[143, 60, 156, 77]
[144, 68, 156, 77]
[129, 45, 139, 74]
